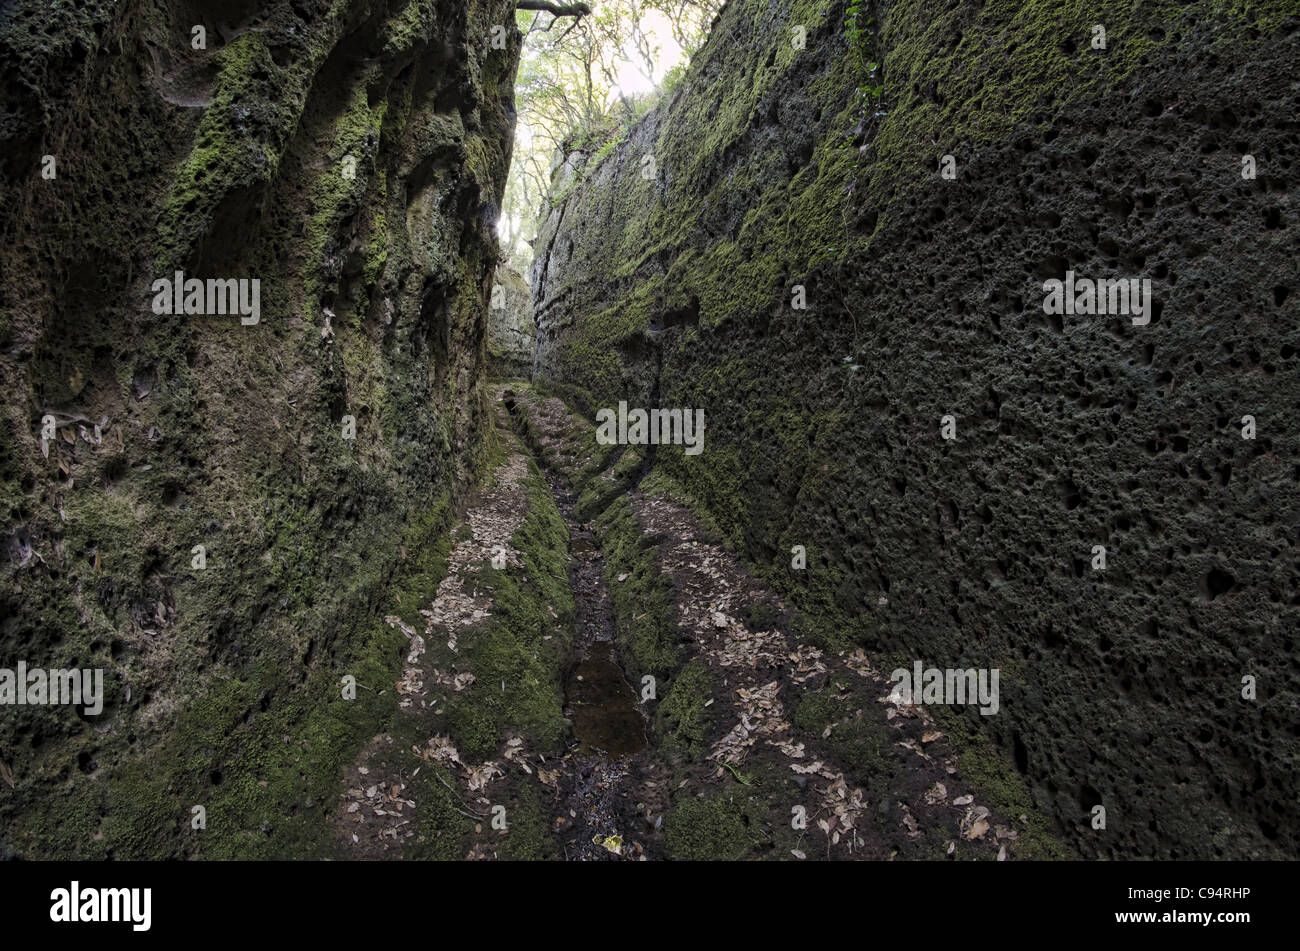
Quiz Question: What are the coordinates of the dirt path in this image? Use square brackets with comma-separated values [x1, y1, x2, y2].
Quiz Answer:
[330, 386, 1037, 860]
[508, 384, 1030, 861]
[537, 439, 668, 861]
[334, 443, 535, 859]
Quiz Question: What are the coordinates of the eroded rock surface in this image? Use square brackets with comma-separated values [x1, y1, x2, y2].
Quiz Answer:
[0, 0, 522, 858]
[531, 0, 1300, 859]
[488, 265, 536, 379]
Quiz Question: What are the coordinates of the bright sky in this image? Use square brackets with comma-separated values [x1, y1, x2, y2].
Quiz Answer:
[500, 10, 695, 262]
[612, 10, 685, 98]
[512, 11, 682, 171]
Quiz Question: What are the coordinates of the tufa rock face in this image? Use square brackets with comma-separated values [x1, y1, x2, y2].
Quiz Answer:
[532, 0, 1300, 859]
[0, 0, 521, 857]
[487, 265, 536, 379]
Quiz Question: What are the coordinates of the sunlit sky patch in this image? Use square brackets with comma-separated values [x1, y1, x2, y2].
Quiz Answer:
[612, 10, 685, 99]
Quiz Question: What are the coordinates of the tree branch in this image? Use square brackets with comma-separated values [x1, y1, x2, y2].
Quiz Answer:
[516, 1, 592, 17]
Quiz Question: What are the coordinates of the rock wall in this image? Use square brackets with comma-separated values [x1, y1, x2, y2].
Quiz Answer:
[487, 265, 536, 378]
[0, 0, 520, 857]
[532, 0, 1300, 859]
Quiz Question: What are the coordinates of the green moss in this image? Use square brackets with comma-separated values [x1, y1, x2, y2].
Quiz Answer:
[402, 764, 472, 860]
[574, 447, 641, 523]
[664, 789, 768, 860]
[383, 0, 438, 56]
[654, 443, 747, 550]
[792, 682, 889, 781]
[594, 495, 680, 680]
[62, 488, 148, 580]
[1, 0, 527, 861]
[656, 660, 714, 761]
[437, 452, 575, 767]
[927, 703, 1076, 860]
[99, 625, 402, 859]
[362, 192, 390, 294]
[303, 84, 388, 306]
[638, 467, 728, 544]
[7, 475, 456, 860]
[859, 0, 1277, 224]
[493, 779, 556, 860]
[155, 31, 294, 270]
[442, 696, 500, 762]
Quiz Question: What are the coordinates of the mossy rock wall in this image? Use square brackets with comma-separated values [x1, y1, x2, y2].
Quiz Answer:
[0, 0, 522, 857]
[487, 265, 536, 379]
[531, 0, 1300, 859]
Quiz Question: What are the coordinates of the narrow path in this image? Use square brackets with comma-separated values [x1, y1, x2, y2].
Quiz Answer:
[329, 384, 1033, 860]
[510, 393, 667, 861]
[333, 440, 535, 859]
[508, 383, 1027, 861]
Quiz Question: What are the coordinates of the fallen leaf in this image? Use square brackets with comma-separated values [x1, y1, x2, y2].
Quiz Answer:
[966, 818, 990, 840]
[921, 730, 943, 743]
[900, 807, 921, 838]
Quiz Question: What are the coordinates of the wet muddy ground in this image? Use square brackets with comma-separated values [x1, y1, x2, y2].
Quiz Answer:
[547, 471, 665, 861]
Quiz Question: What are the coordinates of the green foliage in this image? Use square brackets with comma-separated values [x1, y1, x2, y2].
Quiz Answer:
[501, 0, 723, 268]
[844, 0, 883, 111]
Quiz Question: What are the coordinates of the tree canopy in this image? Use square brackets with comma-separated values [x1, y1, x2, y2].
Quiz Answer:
[497, 0, 722, 271]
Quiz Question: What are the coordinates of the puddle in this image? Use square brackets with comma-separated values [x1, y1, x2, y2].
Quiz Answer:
[565, 643, 647, 755]
[547, 480, 646, 757]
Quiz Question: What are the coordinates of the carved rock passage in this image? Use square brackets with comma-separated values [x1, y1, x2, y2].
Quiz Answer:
[532, 0, 1300, 859]
[0, 0, 521, 858]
